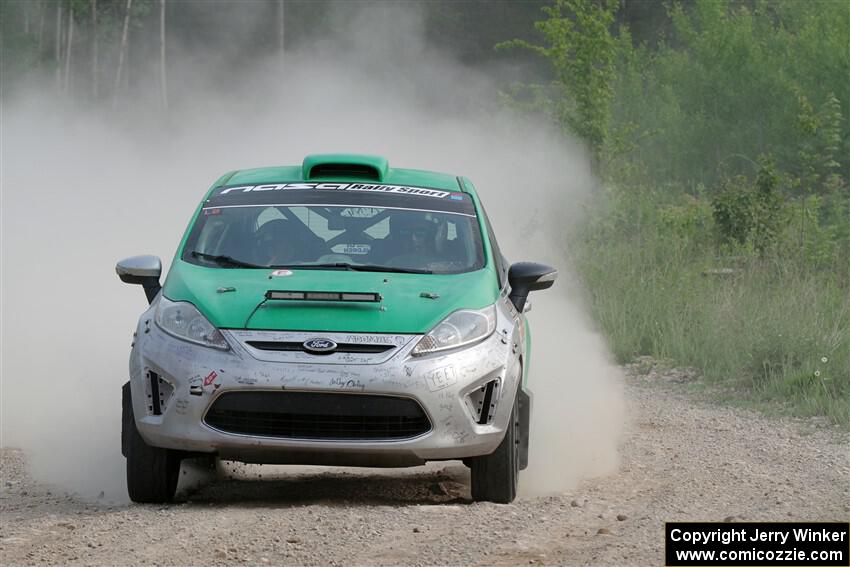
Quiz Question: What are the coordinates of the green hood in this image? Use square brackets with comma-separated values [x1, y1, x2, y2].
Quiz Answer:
[162, 261, 500, 333]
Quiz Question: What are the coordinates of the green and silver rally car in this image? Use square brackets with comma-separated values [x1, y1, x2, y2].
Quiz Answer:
[117, 154, 556, 503]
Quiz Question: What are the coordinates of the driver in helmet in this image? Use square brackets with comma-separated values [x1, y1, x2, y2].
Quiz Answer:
[254, 219, 297, 266]
[374, 211, 441, 270]
[391, 212, 438, 257]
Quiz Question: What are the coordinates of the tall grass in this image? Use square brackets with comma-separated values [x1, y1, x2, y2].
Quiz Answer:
[572, 186, 850, 425]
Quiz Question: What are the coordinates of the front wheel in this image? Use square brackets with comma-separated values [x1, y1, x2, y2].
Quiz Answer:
[469, 388, 520, 503]
[122, 382, 181, 503]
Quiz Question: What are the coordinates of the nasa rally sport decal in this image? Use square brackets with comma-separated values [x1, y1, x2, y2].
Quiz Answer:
[217, 182, 452, 199]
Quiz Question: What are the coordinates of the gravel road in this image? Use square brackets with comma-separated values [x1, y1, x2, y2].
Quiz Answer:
[2, 367, 848, 566]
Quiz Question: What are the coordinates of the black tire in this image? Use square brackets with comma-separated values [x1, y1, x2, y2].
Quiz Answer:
[122, 382, 181, 503]
[469, 388, 520, 503]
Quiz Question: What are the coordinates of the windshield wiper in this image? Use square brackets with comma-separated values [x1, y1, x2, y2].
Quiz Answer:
[272, 262, 433, 274]
[190, 251, 264, 268]
[347, 263, 433, 274]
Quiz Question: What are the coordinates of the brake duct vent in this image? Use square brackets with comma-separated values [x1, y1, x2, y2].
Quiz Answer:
[465, 379, 500, 425]
[146, 370, 174, 416]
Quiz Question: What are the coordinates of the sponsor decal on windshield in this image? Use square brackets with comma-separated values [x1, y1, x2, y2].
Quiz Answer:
[332, 244, 371, 255]
[217, 182, 455, 199]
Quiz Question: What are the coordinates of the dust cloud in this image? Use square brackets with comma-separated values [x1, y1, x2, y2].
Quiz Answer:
[0, 3, 623, 501]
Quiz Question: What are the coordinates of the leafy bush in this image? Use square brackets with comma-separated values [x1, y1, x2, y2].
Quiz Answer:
[711, 158, 782, 254]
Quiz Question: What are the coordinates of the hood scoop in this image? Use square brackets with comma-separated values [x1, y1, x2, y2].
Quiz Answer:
[302, 154, 389, 181]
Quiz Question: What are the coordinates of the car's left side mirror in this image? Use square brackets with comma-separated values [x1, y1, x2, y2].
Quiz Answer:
[116, 255, 162, 304]
[507, 261, 558, 313]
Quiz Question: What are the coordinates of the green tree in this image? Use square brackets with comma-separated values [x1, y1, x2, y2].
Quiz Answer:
[609, 0, 849, 190]
[499, 0, 619, 159]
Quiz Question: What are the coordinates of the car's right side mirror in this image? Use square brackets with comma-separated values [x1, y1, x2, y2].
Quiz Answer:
[507, 261, 558, 313]
[116, 255, 163, 304]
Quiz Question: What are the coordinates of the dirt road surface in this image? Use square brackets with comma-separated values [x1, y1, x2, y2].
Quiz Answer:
[2, 369, 848, 566]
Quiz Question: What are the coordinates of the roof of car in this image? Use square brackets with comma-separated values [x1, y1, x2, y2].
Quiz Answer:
[214, 154, 464, 193]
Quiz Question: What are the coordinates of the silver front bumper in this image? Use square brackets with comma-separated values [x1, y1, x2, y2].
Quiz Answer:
[128, 302, 525, 467]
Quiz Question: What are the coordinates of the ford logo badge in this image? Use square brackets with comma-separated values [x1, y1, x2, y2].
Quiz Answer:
[303, 338, 338, 354]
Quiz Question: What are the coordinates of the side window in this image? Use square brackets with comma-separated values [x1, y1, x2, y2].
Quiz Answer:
[480, 207, 507, 287]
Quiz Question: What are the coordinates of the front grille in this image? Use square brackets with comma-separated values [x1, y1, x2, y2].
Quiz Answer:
[245, 341, 394, 354]
[204, 391, 431, 440]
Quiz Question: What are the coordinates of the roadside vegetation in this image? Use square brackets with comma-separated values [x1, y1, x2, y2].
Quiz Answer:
[505, 0, 849, 424]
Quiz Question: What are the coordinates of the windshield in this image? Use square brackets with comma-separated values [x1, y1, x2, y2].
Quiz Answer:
[182, 196, 485, 275]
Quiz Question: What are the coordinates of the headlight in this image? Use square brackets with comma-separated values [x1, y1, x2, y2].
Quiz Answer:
[411, 304, 496, 356]
[155, 297, 229, 350]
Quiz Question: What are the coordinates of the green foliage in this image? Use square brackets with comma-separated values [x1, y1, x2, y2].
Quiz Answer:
[507, 0, 848, 191]
[498, 0, 619, 158]
[574, 184, 850, 425]
[504, 0, 850, 422]
[614, 0, 848, 190]
[711, 157, 782, 254]
[794, 90, 844, 196]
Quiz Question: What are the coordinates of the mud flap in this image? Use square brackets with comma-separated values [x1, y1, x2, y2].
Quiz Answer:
[517, 387, 531, 470]
[121, 382, 131, 458]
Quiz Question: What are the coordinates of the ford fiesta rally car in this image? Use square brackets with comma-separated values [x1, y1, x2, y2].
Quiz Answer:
[117, 154, 557, 503]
